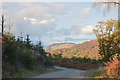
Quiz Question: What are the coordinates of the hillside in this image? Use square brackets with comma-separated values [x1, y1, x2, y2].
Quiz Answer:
[50, 40, 100, 59]
[45, 43, 75, 52]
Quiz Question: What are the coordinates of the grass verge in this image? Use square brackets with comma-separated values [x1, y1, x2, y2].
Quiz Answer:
[85, 67, 104, 78]
[7, 66, 55, 78]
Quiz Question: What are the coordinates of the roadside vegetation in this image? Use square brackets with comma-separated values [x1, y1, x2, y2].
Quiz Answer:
[47, 52, 104, 70]
[47, 19, 120, 79]
[1, 1, 119, 79]
[1, 15, 53, 78]
[2, 32, 53, 78]
[2, 18, 119, 79]
[93, 19, 119, 78]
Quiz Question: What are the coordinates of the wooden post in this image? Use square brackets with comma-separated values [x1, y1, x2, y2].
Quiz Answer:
[1, 15, 4, 37]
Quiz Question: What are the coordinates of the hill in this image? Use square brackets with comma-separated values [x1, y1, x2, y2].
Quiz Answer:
[50, 40, 100, 59]
[45, 43, 75, 52]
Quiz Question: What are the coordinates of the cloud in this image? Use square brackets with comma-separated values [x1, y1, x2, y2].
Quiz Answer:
[42, 24, 96, 46]
[2, 2, 98, 47]
[3, 2, 67, 24]
[42, 33, 95, 46]
[24, 17, 55, 24]
[52, 25, 95, 37]
[2, 2, 67, 40]
[76, 7, 92, 16]
[64, 37, 90, 41]
[80, 25, 95, 34]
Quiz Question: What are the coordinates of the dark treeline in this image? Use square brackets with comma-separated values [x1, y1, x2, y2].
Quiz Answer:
[1, 15, 53, 77]
[2, 32, 53, 77]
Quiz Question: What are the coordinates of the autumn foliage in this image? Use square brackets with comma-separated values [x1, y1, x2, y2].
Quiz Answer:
[93, 19, 119, 62]
[102, 58, 120, 78]
[93, 19, 120, 78]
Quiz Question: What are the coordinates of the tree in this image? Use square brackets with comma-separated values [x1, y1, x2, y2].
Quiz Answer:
[37, 41, 43, 49]
[36, 41, 45, 55]
[94, 1, 120, 61]
[17, 36, 20, 42]
[93, 19, 119, 62]
[26, 35, 31, 48]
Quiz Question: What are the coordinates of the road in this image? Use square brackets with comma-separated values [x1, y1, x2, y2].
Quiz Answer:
[32, 66, 88, 78]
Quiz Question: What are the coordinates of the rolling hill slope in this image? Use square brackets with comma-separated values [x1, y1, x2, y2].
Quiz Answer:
[45, 43, 75, 52]
[49, 40, 100, 59]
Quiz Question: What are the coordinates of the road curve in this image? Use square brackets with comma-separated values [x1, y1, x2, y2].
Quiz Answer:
[32, 66, 87, 78]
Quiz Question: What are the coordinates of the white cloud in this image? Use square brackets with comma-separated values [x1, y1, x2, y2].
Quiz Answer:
[83, 8, 91, 13]
[53, 24, 95, 36]
[76, 7, 92, 16]
[39, 20, 48, 24]
[23, 17, 56, 25]
[39, 18, 55, 24]
[2, 2, 67, 41]
[80, 25, 95, 34]
[3, 2, 67, 23]
[42, 32, 96, 46]
[2, 2, 97, 46]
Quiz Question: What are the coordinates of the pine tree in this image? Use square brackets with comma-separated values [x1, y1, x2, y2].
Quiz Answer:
[26, 35, 31, 48]
[17, 36, 20, 42]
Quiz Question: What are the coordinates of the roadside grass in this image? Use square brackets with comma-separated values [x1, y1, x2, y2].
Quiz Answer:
[85, 67, 104, 78]
[10, 66, 55, 78]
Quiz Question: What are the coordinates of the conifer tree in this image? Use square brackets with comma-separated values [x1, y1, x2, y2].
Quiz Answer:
[26, 35, 31, 48]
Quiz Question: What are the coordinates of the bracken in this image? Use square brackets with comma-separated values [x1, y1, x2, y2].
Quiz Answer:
[102, 58, 120, 78]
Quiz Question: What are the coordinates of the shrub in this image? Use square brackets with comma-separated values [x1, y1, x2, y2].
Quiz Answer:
[93, 19, 119, 62]
[3, 33, 53, 77]
[3, 35, 18, 65]
[102, 58, 120, 78]
[92, 59, 103, 64]
[21, 52, 36, 70]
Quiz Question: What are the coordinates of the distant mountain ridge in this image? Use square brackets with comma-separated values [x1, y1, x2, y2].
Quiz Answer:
[48, 40, 100, 59]
[45, 42, 76, 52]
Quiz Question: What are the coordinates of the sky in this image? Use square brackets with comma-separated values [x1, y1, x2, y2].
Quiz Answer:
[2, 2, 118, 47]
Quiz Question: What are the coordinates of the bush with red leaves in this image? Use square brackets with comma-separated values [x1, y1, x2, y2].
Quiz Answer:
[102, 58, 120, 78]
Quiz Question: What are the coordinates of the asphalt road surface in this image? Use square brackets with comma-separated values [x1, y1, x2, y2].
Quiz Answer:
[32, 66, 87, 78]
